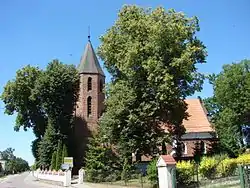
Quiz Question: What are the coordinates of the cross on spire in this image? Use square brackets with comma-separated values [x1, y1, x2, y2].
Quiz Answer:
[88, 26, 90, 41]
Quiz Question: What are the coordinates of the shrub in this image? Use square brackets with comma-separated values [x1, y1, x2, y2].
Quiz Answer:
[50, 151, 57, 170]
[176, 160, 195, 185]
[147, 158, 158, 188]
[236, 153, 250, 165]
[85, 137, 122, 182]
[199, 157, 217, 179]
[217, 158, 237, 177]
[213, 153, 228, 163]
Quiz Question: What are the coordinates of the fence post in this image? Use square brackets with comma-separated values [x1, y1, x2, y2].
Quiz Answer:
[239, 165, 245, 188]
[157, 155, 176, 188]
[171, 168, 177, 188]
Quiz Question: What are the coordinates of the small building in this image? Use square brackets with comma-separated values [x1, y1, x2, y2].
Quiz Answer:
[166, 98, 217, 159]
[137, 98, 217, 163]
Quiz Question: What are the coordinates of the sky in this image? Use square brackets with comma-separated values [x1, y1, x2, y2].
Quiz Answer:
[0, 0, 250, 165]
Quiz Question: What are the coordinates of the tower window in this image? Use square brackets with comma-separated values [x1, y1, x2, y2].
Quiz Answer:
[100, 79, 103, 92]
[88, 77, 92, 91]
[87, 96, 92, 117]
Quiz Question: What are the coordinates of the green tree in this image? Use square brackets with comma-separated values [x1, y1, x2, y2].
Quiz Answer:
[38, 119, 57, 168]
[98, 5, 206, 161]
[0, 148, 15, 161]
[85, 137, 121, 182]
[147, 158, 158, 188]
[204, 60, 250, 157]
[51, 152, 57, 170]
[62, 144, 68, 163]
[1, 60, 79, 162]
[1, 148, 29, 174]
[56, 140, 63, 170]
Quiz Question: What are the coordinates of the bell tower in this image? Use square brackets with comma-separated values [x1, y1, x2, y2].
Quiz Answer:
[74, 36, 105, 168]
[76, 36, 105, 131]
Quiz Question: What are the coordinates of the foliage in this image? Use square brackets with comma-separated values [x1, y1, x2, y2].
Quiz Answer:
[50, 152, 57, 170]
[176, 160, 195, 185]
[1, 60, 79, 162]
[85, 137, 121, 182]
[213, 153, 228, 163]
[56, 140, 63, 170]
[204, 60, 250, 157]
[216, 158, 237, 177]
[98, 5, 206, 162]
[236, 153, 250, 164]
[38, 119, 57, 168]
[121, 158, 132, 185]
[0, 148, 15, 161]
[62, 144, 68, 162]
[31, 163, 37, 171]
[0, 148, 29, 174]
[146, 158, 158, 188]
[5, 158, 29, 174]
[199, 156, 217, 179]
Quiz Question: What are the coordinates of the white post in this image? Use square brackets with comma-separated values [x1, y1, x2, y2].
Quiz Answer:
[64, 170, 71, 187]
[157, 155, 176, 188]
[78, 168, 85, 184]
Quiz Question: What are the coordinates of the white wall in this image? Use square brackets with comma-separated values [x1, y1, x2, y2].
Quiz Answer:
[33, 170, 71, 187]
[0, 160, 6, 171]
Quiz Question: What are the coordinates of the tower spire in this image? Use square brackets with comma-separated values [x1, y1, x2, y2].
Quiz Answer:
[77, 33, 105, 76]
[88, 26, 90, 41]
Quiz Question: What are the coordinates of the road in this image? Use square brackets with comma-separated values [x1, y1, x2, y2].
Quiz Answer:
[0, 172, 63, 188]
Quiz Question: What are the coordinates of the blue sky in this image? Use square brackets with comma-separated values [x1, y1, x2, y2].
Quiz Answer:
[0, 0, 249, 165]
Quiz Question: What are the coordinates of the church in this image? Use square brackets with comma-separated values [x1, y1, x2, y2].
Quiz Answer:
[74, 37, 217, 166]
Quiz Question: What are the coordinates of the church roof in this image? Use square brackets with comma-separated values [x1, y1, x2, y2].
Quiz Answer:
[78, 39, 105, 76]
[183, 99, 214, 133]
[161, 98, 214, 134]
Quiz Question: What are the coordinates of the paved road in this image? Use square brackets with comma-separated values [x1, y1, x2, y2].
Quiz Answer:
[0, 172, 63, 188]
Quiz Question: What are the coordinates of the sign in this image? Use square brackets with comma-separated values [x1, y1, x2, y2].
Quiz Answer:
[64, 157, 73, 167]
[61, 164, 70, 170]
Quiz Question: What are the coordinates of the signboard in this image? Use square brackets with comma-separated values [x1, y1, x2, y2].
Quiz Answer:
[64, 157, 73, 167]
[61, 164, 70, 170]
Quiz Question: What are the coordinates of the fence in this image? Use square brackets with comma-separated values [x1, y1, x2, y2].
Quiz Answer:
[33, 169, 71, 187]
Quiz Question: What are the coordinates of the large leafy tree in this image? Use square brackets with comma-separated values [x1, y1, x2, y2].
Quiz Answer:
[1, 60, 79, 163]
[98, 5, 206, 160]
[0, 148, 15, 161]
[204, 60, 250, 156]
[0, 148, 29, 174]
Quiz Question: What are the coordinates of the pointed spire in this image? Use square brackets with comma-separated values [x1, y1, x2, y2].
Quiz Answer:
[77, 36, 105, 76]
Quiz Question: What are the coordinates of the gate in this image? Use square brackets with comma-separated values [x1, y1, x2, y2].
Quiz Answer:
[239, 165, 250, 188]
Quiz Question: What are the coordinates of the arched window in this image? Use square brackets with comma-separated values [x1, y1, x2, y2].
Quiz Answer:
[87, 77, 92, 91]
[87, 96, 92, 117]
[100, 79, 103, 92]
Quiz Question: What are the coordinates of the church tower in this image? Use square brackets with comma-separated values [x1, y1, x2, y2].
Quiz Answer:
[76, 36, 105, 132]
[74, 36, 105, 169]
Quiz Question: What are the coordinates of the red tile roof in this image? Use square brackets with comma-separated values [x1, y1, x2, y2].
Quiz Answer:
[161, 155, 176, 165]
[183, 99, 214, 133]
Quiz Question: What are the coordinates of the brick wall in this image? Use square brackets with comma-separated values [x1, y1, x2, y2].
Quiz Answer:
[166, 139, 214, 158]
[73, 73, 105, 170]
[75, 73, 105, 133]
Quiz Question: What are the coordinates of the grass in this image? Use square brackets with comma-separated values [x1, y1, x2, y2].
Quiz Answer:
[199, 176, 240, 188]
[84, 178, 152, 188]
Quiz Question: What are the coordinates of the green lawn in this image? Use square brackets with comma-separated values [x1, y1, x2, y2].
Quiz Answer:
[200, 176, 240, 188]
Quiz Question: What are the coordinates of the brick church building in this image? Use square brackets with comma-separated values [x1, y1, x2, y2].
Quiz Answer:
[74, 37, 217, 166]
